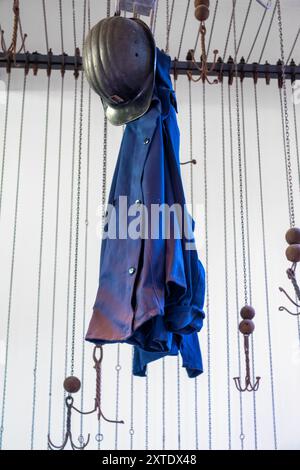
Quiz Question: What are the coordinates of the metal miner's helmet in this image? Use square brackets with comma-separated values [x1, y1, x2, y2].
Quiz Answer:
[83, 15, 156, 126]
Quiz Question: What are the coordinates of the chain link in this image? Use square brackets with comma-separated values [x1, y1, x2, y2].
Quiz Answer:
[202, 82, 212, 450]
[253, 81, 278, 449]
[227, 82, 244, 450]
[0, 72, 27, 450]
[277, 0, 295, 228]
[177, 0, 190, 59]
[48, 73, 65, 445]
[221, 81, 232, 450]
[31, 72, 51, 450]
[0, 72, 11, 223]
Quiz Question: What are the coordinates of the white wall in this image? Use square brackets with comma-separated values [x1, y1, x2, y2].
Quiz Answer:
[0, 0, 300, 451]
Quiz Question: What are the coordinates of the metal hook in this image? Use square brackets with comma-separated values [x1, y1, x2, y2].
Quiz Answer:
[279, 265, 300, 316]
[48, 396, 90, 450]
[180, 159, 197, 166]
[234, 335, 261, 392]
[72, 345, 124, 424]
[188, 23, 219, 85]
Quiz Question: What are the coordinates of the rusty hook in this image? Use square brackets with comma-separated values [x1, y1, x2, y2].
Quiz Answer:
[72, 345, 124, 424]
[48, 396, 90, 451]
[233, 306, 261, 393]
[279, 265, 300, 316]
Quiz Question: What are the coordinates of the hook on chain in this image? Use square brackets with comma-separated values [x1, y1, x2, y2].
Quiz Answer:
[72, 345, 124, 424]
[279, 228, 300, 316]
[233, 306, 261, 392]
[48, 393, 90, 450]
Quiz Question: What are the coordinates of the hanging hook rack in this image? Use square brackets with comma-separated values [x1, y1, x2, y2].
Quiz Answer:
[233, 306, 261, 392]
[279, 228, 300, 316]
[0, 0, 27, 62]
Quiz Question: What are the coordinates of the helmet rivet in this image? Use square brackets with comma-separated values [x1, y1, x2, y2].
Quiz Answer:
[144, 138, 150, 145]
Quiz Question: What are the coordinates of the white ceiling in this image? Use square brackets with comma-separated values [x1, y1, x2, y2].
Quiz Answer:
[0, 0, 299, 65]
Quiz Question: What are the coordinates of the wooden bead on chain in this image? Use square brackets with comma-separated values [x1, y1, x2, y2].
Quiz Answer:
[194, 0, 210, 22]
[64, 376, 81, 394]
[286, 244, 300, 263]
[285, 227, 300, 245]
[239, 319, 255, 335]
[240, 305, 255, 320]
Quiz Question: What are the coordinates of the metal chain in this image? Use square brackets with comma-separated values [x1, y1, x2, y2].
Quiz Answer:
[240, 80, 258, 449]
[0, 72, 11, 223]
[177, 0, 190, 59]
[279, 89, 291, 221]
[176, 356, 181, 450]
[292, 87, 300, 202]
[129, 349, 134, 450]
[58, 0, 64, 54]
[202, 82, 212, 450]
[246, 7, 267, 63]
[188, 76, 199, 450]
[145, 374, 149, 450]
[0, 71, 27, 450]
[220, 81, 232, 450]
[165, 0, 174, 54]
[233, 2, 248, 307]
[79, 0, 91, 443]
[277, 0, 295, 228]
[152, 0, 159, 37]
[114, 345, 121, 450]
[70, 0, 86, 379]
[194, 0, 219, 56]
[31, 72, 51, 450]
[258, 0, 278, 63]
[42, 0, 49, 51]
[162, 358, 166, 450]
[48, 73, 64, 445]
[236, 0, 253, 58]
[287, 27, 300, 64]
[227, 83, 244, 450]
[62, 73, 78, 438]
[72, 0, 77, 50]
[253, 81, 278, 449]
[188, 79, 194, 219]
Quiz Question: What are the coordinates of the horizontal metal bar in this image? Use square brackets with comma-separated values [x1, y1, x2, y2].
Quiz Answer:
[0, 52, 299, 83]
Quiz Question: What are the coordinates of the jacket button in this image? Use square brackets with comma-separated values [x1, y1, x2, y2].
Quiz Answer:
[144, 137, 150, 145]
[128, 267, 136, 275]
[135, 199, 142, 206]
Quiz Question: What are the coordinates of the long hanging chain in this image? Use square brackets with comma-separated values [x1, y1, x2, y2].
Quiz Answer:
[48, 72, 64, 444]
[240, 80, 258, 449]
[0, 71, 27, 450]
[62, 0, 79, 438]
[31, 69, 51, 451]
[202, 82, 212, 450]
[165, 0, 174, 55]
[277, 0, 295, 228]
[221, 81, 232, 450]
[145, 374, 149, 450]
[162, 358, 166, 449]
[227, 83, 244, 450]
[79, 0, 91, 443]
[114, 345, 121, 450]
[253, 81, 278, 449]
[129, 349, 135, 450]
[177, 0, 191, 60]
[188, 77, 199, 450]
[0, 72, 11, 223]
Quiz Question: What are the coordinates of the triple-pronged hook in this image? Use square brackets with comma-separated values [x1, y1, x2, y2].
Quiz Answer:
[72, 345, 124, 424]
[233, 306, 261, 392]
[0, 0, 27, 62]
[279, 228, 300, 316]
[48, 392, 90, 451]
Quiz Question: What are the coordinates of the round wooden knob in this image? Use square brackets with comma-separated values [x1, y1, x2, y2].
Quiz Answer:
[194, 0, 210, 6]
[195, 5, 210, 21]
[240, 305, 255, 320]
[239, 319, 255, 335]
[286, 228, 300, 245]
[63, 376, 81, 394]
[286, 244, 300, 263]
